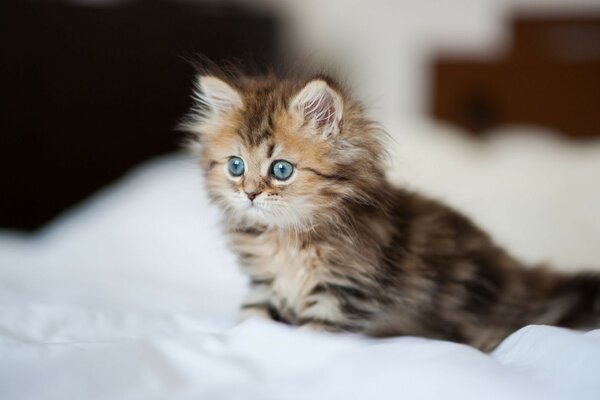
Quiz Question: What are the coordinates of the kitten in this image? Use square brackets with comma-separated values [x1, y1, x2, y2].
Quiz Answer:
[182, 69, 600, 351]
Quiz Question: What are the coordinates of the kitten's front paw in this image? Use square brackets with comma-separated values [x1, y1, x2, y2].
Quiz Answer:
[238, 306, 272, 323]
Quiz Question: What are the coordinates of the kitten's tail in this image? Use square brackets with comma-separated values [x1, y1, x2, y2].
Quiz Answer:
[553, 272, 600, 329]
[529, 268, 600, 329]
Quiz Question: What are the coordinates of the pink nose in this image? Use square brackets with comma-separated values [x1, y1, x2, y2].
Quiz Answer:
[245, 191, 261, 201]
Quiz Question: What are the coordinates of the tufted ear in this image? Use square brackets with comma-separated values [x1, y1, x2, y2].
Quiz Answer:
[289, 80, 343, 138]
[193, 75, 243, 118]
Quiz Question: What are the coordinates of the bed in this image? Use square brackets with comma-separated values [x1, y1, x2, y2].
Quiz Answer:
[1, 119, 599, 399]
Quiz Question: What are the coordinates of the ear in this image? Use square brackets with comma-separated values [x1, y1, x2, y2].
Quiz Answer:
[194, 75, 243, 117]
[289, 80, 343, 138]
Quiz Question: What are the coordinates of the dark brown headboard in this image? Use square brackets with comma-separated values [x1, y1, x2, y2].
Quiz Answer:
[0, 0, 279, 230]
[430, 12, 600, 138]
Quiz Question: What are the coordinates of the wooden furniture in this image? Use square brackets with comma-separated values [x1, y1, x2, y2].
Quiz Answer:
[0, 1, 278, 230]
[430, 13, 600, 138]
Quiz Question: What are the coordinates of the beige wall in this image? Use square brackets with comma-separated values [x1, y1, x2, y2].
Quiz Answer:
[238, 0, 600, 123]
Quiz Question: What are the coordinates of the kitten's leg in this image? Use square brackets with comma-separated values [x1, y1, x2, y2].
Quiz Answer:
[297, 284, 370, 333]
[238, 280, 275, 322]
[298, 319, 346, 333]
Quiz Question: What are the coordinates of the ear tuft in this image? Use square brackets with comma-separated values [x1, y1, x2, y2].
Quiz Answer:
[289, 80, 343, 138]
[194, 76, 243, 117]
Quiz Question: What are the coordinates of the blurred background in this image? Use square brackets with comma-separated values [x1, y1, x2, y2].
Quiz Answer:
[1, 0, 600, 267]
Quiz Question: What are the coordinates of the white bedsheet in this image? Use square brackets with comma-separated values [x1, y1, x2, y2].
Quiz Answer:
[2, 316, 599, 400]
[1, 120, 599, 399]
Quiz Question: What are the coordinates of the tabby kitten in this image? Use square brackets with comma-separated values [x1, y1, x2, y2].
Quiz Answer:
[183, 70, 600, 351]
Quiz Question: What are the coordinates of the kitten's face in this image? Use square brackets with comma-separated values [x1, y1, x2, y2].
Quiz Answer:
[204, 121, 338, 227]
[185, 75, 383, 229]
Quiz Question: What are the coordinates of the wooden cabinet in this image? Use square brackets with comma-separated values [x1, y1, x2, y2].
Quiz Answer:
[430, 14, 600, 139]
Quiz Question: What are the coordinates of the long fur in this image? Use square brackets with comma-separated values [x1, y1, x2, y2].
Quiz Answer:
[183, 67, 600, 351]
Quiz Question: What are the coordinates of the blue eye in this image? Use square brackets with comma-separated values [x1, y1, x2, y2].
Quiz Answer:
[271, 160, 294, 181]
[227, 157, 245, 177]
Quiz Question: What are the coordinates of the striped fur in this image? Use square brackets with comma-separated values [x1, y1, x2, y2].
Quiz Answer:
[183, 70, 600, 351]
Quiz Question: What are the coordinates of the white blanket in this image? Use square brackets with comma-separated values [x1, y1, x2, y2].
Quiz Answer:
[1, 121, 599, 399]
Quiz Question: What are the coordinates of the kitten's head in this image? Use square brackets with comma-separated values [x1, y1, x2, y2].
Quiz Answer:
[183, 71, 386, 230]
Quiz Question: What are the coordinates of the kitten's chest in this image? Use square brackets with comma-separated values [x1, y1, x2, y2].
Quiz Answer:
[231, 230, 324, 314]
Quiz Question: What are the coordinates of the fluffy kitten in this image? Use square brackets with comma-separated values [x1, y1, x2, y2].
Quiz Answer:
[182, 69, 600, 351]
